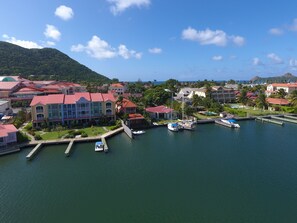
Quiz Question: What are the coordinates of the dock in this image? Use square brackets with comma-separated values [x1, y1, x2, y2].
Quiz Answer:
[284, 115, 297, 120]
[271, 116, 297, 124]
[256, 117, 284, 126]
[65, 140, 74, 157]
[26, 143, 43, 160]
[101, 137, 109, 153]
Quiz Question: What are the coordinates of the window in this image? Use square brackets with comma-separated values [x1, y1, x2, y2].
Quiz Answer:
[106, 102, 112, 109]
[37, 114, 44, 120]
[36, 106, 43, 113]
[106, 109, 112, 115]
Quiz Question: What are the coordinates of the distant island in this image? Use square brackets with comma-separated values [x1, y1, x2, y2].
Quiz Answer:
[0, 41, 110, 83]
[250, 73, 297, 84]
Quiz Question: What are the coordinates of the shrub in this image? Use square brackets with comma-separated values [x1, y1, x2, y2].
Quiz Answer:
[34, 134, 42, 140]
[17, 132, 30, 143]
[81, 132, 88, 138]
[24, 122, 33, 131]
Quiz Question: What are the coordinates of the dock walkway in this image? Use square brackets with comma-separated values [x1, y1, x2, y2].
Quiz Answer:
[26, 143, 43, 160]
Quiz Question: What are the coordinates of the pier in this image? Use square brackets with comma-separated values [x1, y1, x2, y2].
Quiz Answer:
[121, 121, 133, 139]
[26, 143, 43, 160]
[284, 115, 297, 120]
[256, 117, 284, 126]
[271, 116, 297, 124]
[65, 140, 74, 157]
[101, 137, 109, 152]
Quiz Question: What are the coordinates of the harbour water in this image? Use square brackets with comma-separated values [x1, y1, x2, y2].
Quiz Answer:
[1, 121, 297, 222]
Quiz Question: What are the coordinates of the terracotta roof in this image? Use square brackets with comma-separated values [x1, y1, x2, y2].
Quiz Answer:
[145, 105, 173, 114]
[120, 98, 137, 108]
[111, 83, 124, 88]
[13, 87, 44, 95]
[270, 83, 297, 87]
[102, 93, 116, 102]
[0, 82, 20, 90]
[0, 124, 18, 137]
[64, 92, 91, 104]
[128, 113, 144, 120]
[266, 98, 290, 105]
[91, 93, 104, 102]
[30, 94, 65, 106]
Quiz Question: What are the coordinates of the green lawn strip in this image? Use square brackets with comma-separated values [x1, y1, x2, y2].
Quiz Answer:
[37, 130, 69, 140]
[82, 127, 107, 136]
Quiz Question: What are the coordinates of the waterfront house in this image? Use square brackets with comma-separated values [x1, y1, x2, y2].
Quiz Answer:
[266, 83, 297, 97]
[116, 98, 137, 114]
[0, 124, 18, 147]
[188, 86, 235, 103]
[266, 98, 290, 111]
[145, 105, 176, 120]
[30, 92, 116, 127]
[126, 113, 147, 129]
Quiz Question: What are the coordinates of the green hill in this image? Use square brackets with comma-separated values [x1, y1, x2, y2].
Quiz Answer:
[0, 41, 110, 83]
[250, 73, 297, 84]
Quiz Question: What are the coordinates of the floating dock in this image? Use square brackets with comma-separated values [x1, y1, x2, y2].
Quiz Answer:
[271, 116, 297, 124]
[256, 117, 284, 126]
[26, 143, 43, 160]
[65, 140, 74, 157]
[284, 115, 297, 120]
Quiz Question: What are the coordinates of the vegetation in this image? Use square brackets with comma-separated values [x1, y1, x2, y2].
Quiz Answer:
[251, 73, 297, 84]
[17, 131, 30, 143]
[0, 41, 110, 83]
[13, 110, 27, 128]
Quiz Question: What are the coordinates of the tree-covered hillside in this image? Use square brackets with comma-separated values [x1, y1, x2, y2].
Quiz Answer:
[0, 41, 110, 83]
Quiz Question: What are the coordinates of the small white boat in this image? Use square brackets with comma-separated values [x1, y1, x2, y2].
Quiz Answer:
[132, 130, 146, 135]
[167, 123, 179, 132]
[221, 119, 240, 128]
[95, 141, 104, 152]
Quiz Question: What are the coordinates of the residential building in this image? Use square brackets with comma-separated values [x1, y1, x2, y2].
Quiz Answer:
[109, 83, 126, 95]
[0, 124, 18, 147]
[30, 92, 116, 127]
[266, 83, 297, 97]
[116, 98, 137, 114]
[0, 82, 21, 98]
[145, 105, 176, 120]
[126, 113, 147, 129]
[188, 86, 235, 103]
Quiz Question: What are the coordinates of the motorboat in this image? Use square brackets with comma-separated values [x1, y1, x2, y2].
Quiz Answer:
[132, 130, 146, 135]
[95, 141, 104, 152]
[221, 119, 240, 128]
[179, 120, 195, 130]
[167, 123, 179, 132]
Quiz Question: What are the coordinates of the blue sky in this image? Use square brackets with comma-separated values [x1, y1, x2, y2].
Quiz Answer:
[1, 0, 297, 81]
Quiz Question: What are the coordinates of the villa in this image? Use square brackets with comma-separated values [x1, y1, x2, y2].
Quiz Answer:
[0, 124, 18, 147]
[30, 92, 116, 127]
[266, 83, 297, 96]
[109, 83, 126, 95]
[145, 105, 176, 120]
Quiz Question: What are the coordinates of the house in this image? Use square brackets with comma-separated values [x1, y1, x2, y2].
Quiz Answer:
[266, 98, 290, 106]
[116, 98, 137, 114]
[145, 105, 176, 120]
[0, 124, 18, 147]
[109, 83, 126, 95]
[188, 86, 235, 103]
[30, 92, 116, 127]
[126, 113, 147, 129]
[266, 83, 297, 97]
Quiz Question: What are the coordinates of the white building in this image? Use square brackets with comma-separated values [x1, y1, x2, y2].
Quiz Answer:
[266, 83, 297, 97]
[188, 86, 235, 103]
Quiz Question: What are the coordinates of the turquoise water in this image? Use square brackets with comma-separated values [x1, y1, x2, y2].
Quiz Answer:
[1, 121, 297, 222]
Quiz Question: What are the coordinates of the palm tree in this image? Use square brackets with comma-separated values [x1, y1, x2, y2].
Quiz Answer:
[276, 88, 287, 99]
[289, 90, 297, 107]
[256, 92, 268, 110]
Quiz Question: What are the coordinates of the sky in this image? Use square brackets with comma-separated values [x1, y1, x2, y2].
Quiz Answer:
[2, 0, 297, 81]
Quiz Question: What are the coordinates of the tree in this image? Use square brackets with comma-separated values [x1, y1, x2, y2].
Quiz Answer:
[276, 88, 287, 99]
[239, 89, 249, 105]
[192, 94, 203, 107]
[256, 92, 268, 109]
[289, 90, 297, 107]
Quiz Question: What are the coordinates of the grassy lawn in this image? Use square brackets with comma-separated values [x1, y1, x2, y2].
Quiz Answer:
[82, 126, 108, 136]
[38, 130, 69, 140]
[225, 106, 282, 117]
[193, 113, 220, 120]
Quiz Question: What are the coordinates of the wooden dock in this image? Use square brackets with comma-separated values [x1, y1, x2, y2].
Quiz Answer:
[26, 143, 43, 160]
[256, 117, 284, 126]
[65, 140, 74, 157]
[271, 116, 297, 124]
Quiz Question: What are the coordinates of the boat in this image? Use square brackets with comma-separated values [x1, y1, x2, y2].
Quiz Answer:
[95, 141, 104, 152]
[132, 130, 146, 135]
[221, 119, 240, 128]
[179, 120, 195, 130]
[167, 123, 179, 132]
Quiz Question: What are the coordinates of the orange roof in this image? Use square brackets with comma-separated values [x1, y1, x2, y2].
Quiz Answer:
[0, 124, 18, 137]
[270, 83, 297, 87]
[91, 93, 104, 102]
[120, 98, 137, 108]
[266, 98, 290, 105]
[64, 92, 91, 104]
[102, 93, 116, 102]
[111, 83, 124, 88]
[0, 82, 20, 90]
[128, 113, 144, 120]
[30, 94, 65, 106]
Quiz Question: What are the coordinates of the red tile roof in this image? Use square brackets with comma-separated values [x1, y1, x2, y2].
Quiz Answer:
[64, 92, 91, 104]
[0, 82, 20, 90]
[90, 93, 104, 102]
[13, 86, 44, 95]
[145, 105, 173, 114]
[270, 83, 297, 87]
[0, 124, 18, 137]
[30, 94, 65, 106]
[266, 98, 290, 105]
[102, 93, 116, 102]
[120, 98, 137, 108]
[111, 83, 124, 88]
[128, 113, 145, 120]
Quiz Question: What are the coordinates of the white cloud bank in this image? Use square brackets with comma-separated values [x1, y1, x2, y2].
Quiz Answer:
[148, 48, 162, 54]
[212, 55, 223, 61]
[55, 5, 74, 21]
[107, 0, 150, 15]
[181, 27, 245, 47]
[2, 34, 43, 49]
[44, 25, 61, 41]
[267, 53, 283, 64]
[71, 35, 142, 60]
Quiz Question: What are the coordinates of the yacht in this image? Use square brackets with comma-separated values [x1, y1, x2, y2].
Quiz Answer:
[132, 130, 145, 135]
[95, 141, 104, 152]
[167, 123, 179, 132]
[221, 119, 240, 128]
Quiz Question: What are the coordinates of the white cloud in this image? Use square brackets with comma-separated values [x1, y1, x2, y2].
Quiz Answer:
[55, 5, 74, 21]
[44, 25, 61, 41]
[289, 18, 297, 31]
[71, 35, 142, 60]
[252, 57, 264, 66]
[108, 0, 150, 15]
[267, 53, 283, 64]
[289, 59, 297, 67]
[2, 34, 43, 49]
[181, 27, 245, 47]
[269, 28, 283, 35]
[148, 48, 162, 54]
[212, 55, 223, 61]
